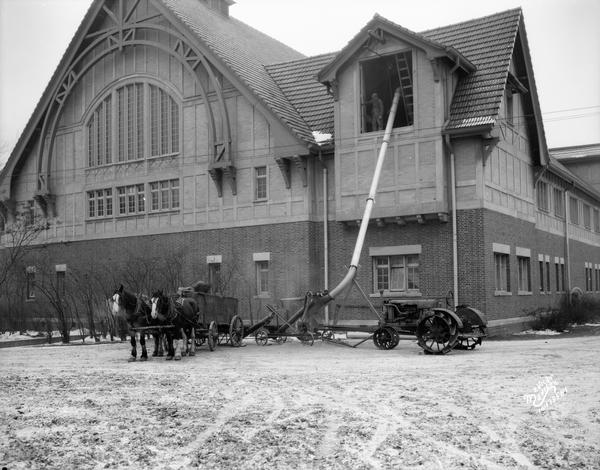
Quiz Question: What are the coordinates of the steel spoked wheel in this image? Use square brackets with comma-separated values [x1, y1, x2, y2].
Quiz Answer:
[207, 321, 218, 351]
[373, 327, 399, 350]
[416, 312, 459, 354]
[298, 331, 314, 346]
[274, 336, 287, 344]
[255, 328, 269, 346]
[229, 315, 244, 347]
[455, 336, 483, 350]
[321, 329, 334, 342]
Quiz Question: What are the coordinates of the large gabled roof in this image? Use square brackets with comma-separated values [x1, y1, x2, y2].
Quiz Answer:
[159, 0, 316, 144]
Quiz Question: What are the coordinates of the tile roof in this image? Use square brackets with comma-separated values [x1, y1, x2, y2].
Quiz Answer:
[159, 0, 315, 144]
[422, 8, 522, 131]
[265, 53, 337, 137]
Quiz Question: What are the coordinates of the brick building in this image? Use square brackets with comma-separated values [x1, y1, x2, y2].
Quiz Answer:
[1, 0, 599, 332]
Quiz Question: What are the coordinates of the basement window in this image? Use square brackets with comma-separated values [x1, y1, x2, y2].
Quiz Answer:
[361, 51, 413, 133]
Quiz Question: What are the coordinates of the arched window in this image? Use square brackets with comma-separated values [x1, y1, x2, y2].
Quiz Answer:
[87, 82, 180, 167]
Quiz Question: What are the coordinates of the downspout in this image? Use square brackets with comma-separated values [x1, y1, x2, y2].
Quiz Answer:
[564, 186, 573, 300]
[444, 134, 459, 308]
[318, 151, 330, 323]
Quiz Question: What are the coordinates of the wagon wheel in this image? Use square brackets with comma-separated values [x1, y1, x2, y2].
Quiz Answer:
[255, 328, 269, 346]
[229, 315, 244, 347]
[321, 329, 334, 342]
[298, 331, 314, 346]
[274, 336, 287, 344]
[454, 336, 483, 350]
[416, 312, 459, 355]
[373, 327, 398, 350]
[207, 321, 218, 351]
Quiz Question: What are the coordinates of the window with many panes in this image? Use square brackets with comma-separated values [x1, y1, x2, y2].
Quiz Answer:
[372, 255, 419, 293]
[149, 179, 179, 211]
[494, 252, 510, 293]
[255, 166, 267, 201]
[87, 82, 179, 167]
[517, 256, 531, 293]
[87, 189, 113, 218]
[117, 184, 145, 215]
[361, 51, 413, 133]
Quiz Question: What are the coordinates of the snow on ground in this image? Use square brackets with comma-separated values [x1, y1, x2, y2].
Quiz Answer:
[1, 333, 599, 469]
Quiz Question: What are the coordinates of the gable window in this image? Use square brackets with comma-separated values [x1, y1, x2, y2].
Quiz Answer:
[150, 85, 179, 157]
[361, 51, 413, 133]
[87, 95, 112, 166]
[150, 179, 179, 211]
[87, 82, 179, 167]
[87, 189, 113, 219]
[117, 83, 144, 162]
[255, 166, 268, 201]
[536, 181, 549, 212]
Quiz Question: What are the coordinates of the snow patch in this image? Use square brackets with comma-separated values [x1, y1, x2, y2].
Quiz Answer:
[312, 131, 332, 144]
[513, 329, 565, 336]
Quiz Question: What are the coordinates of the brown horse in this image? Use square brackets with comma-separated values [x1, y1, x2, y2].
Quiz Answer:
[150, 290, 198, 360]
[110, 285, 165, 361]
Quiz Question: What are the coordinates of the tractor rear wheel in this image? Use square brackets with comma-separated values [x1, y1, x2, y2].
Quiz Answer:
[416, 311, 459, 354]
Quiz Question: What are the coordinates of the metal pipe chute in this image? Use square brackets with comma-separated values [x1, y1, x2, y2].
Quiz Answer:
[299, 88, 402, 326]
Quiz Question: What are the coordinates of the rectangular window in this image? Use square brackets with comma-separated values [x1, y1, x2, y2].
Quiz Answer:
[594, 209, 600, 232]
[536, 181, 549, 212]
[117, 184, 144, 215]
[561, 263, 566, 293]
[208, 263, 221, 294]
[494, 252, 510, 293]
[538, 260, 545, 293]
[373, 254, 420, 292]
[87, 189, 113, 218]
[555, 263, 561, 292]
[26, 267, 36, 300]
[582, 203, 591, 229]
[56, 271, 65, 298]
[361, 51, 413, 133]
[546, 260, 551, 293]
[596, 267, 600, 292]
[569, 197, 579, 225]
[553, 188, 565, 219]
[255, 261, 269, 295]
[255, 166, 267, 200]
[149, 179, 179, 211]
[517, 256, 531, 293]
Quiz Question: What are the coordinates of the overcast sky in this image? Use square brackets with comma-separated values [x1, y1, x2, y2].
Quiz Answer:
[1, 0, 599, 165]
